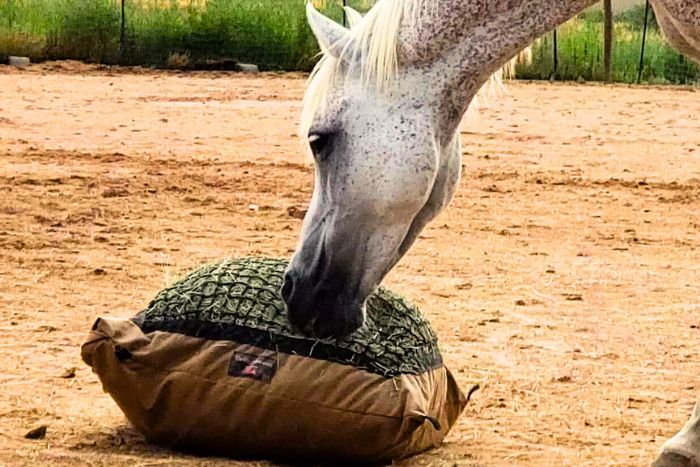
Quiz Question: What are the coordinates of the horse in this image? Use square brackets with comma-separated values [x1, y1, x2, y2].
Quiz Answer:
[280, 1, 700, 464]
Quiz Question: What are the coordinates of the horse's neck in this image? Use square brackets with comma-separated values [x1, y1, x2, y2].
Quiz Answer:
[403, 0, 599, 139]
[651, 0, 700, 63]
[652, 0, 700, 21]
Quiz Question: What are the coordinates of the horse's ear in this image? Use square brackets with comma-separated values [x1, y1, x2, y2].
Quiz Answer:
[306, 3, 350, 58]
[343, 6, 363, 28]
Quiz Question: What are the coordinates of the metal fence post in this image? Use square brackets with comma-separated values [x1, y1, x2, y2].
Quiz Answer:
[119, 0, 126, 61]
[342, 0, 347, 27]
[552, 29, 559, 80]
[637, 0, 651, 84]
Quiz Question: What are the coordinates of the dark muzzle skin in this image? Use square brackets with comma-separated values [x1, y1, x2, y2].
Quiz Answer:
[282, 257, 365, 338]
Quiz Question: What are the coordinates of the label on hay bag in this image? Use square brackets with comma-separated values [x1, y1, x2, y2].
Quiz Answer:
[228, 351, 277, 383]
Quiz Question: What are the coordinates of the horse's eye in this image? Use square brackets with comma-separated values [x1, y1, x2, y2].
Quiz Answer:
[308, 133, 331, 159]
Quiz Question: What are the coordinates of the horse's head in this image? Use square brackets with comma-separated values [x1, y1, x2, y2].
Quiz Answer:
[282, 4, 461, 337]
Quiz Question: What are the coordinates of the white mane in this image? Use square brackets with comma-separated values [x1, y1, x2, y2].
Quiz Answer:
[300, 0, 529, 139]
[300, 0, 416, 139]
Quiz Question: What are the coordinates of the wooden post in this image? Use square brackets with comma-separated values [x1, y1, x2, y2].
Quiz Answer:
[603, 0, 613, 82]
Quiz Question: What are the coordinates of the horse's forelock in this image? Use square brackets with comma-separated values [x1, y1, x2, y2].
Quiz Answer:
[299, 0, 527, 141]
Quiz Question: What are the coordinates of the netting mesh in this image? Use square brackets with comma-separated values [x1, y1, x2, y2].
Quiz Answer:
[134, 257, 443, 377]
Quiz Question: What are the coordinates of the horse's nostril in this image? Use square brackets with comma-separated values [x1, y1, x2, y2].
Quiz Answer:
[281, 272, 295, 303]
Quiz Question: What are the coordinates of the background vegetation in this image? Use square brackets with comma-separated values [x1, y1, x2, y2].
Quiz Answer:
[516, 6, 699, 84]
[0, 1, 698, 83]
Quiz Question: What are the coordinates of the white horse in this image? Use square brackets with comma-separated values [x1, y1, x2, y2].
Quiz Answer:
[280, 1, 699, 463]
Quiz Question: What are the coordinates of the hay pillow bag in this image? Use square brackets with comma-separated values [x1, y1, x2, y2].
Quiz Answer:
[82, 257, 467, 463]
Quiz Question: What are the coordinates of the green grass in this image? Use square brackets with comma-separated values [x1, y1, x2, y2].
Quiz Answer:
[516, 7, 699, 84]
[118, 0, 344, 70]
[0, 1, 698, 83]
[0, 0, 343, 70]
[0, 0, 121, 61]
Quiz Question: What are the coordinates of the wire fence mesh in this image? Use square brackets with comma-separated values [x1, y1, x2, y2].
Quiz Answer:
[0, 0, 698, 83]
[519, 4, 699, 84]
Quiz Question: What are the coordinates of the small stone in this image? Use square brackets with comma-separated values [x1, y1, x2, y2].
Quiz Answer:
[236, 63, 259, 73]
[286, 206, 307, 220]
[101, 187, 129, 198]
[9, 56, 30, 67]
[25, 425, 47, 439]
[59, 367, 76, 379]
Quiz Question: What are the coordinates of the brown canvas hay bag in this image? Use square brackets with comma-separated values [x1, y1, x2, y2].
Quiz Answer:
[82, 258, 467, 463]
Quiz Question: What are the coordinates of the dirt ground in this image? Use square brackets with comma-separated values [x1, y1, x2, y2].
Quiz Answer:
[1, 61, 699, 466]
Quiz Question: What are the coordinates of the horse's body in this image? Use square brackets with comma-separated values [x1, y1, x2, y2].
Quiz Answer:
[281, 0, 700, 464]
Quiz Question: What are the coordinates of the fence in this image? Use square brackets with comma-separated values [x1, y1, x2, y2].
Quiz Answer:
[0, 0, 698, 84]
[518, 2, 699, 84]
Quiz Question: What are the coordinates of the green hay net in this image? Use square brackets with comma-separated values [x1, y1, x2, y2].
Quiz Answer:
[133, 257, 443, 377]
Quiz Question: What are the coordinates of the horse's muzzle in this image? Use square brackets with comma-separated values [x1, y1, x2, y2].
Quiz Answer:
[281, 267, 365, 338]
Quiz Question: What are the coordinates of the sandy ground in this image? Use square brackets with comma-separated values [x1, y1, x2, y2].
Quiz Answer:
[1, 61, 699, 466]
